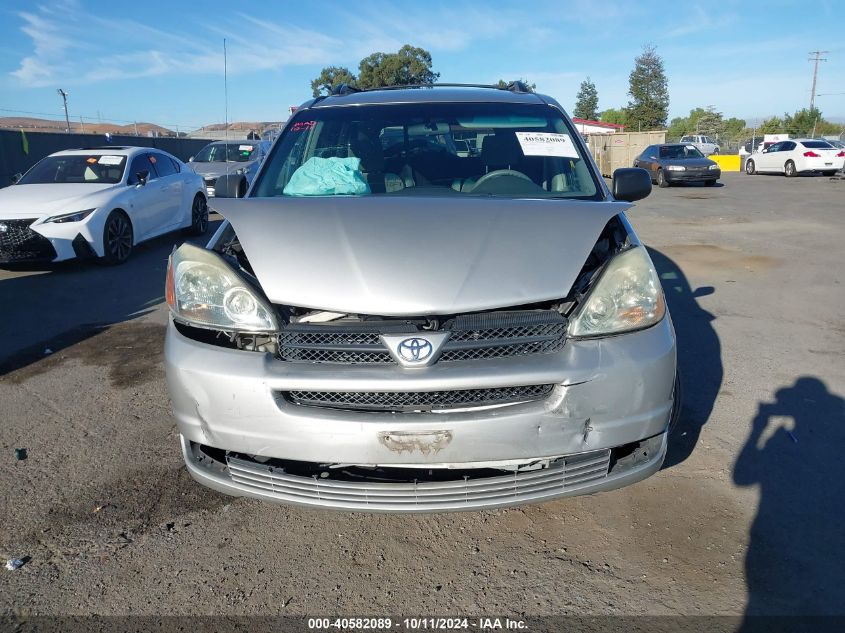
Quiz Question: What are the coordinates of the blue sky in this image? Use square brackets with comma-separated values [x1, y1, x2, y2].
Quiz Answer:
[1, 0, 843, 130]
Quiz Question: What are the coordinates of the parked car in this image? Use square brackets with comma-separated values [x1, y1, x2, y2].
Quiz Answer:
[680, 134, 720, 156]
[188, 140, 271, 197]
[164, 84, 678, 512]
[0, 147, 207, 265]
[744, 139, 845, 177]
[634, 143, 721, 187]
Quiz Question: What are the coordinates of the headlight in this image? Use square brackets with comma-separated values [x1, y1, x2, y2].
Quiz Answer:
[665, 165, 685, 172]
[44, 208, 95, 223]
[708, 164, 720, 170]
[165, 243, 278, 333]
[568, 246, 665, 337]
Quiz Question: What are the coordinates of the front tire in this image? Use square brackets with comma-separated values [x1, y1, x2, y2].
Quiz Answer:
[784, 160, 797, 177]
[186, 194, 209, 236]
[745, 159, 756, 175]
[657, 169, 669, 188]
[101, 210, 133, 265]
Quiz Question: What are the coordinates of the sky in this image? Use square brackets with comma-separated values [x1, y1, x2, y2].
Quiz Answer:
[0, 0, 843, 130]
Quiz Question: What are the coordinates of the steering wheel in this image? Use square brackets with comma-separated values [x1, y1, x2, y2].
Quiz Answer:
[469, 169, 533, 192]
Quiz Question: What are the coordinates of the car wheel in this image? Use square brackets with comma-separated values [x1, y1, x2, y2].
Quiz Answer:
[822, 170, 837, 177]
[186, 194, 209, 236]
[101, 210, 133, 265]
[704, 179, 716, 186]
[657, 169, 669, 188]
[745, 159, 755, 175]
[784, 160, 796, 177]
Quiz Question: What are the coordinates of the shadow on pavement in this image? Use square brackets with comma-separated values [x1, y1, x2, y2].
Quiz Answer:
[0, 220, 220, 376]
[647, 248, 723, 469]
[734, 377, 845, 623]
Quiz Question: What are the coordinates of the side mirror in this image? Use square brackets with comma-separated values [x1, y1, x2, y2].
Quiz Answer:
[135, 169, 149, 186]
[612, 167, 651, 202]
[213, 174, 245, 198]
[11, 173, 22, 184]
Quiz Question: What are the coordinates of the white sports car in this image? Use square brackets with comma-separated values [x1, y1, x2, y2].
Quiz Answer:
[0, 147, 208, 265]
[745, 138, 845, 177]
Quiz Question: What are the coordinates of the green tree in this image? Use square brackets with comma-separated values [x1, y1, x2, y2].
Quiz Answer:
[722, 117, 747, 143]
[756, 116, 784, 134]
[696, 106, 725, 137]
[600, 108, 628, 126]
[573, 77, 599, 120]
[626, 44, 669, 130]
[310, 66, 358, 97]
[357, 45, 439, 89]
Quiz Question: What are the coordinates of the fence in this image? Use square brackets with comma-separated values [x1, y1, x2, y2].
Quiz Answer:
[0, 130, 216, 186]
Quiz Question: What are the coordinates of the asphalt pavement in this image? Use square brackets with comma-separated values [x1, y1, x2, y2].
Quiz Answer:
[1, 172, 843, 621]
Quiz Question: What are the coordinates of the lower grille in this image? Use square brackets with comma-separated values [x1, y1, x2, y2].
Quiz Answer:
[282, 384, 554, 412]
[224, 448, 612, 511]
[0, 219, 56, 262]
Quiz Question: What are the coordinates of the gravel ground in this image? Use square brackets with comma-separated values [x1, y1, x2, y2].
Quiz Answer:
[1, 172, 843, 620]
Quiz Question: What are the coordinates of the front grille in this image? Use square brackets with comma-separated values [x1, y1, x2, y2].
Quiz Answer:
[224, 448, 612, 511]
[0, 219, 56, 262]
[282, 384, 554, 412]
[278, 310, 566, 365]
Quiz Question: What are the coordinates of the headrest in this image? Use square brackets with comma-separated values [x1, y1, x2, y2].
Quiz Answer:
[350, 136, 384, 173]
[481, 133, 523, 167]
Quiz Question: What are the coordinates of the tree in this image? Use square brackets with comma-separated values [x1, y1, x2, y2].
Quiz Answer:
[310, 45, 439, 96]
[756, 116, 784, 134]
[573, 77, 599, 120]
[600, 108, 628, 126]
[695, 106, 725, 138]
[357, 45, 439, 89]
[310, 66, 358, 97]
[626, 44, 669, 130]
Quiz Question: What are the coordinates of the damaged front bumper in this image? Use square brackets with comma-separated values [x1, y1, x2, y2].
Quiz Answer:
[165, 315, 677, 512]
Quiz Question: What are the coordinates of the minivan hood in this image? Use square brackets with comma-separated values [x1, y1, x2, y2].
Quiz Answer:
[211, 197, 628, 316]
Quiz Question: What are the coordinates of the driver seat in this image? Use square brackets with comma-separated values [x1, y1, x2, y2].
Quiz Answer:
[452, 132, 524, 192]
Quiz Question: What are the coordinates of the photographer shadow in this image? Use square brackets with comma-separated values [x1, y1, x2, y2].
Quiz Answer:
[734, 377, 845, 622]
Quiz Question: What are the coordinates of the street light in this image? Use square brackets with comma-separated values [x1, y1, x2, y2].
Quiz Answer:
[56, 88, 70, 133]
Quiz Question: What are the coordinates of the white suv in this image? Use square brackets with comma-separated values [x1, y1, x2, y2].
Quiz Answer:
[680, 135, 720, 156]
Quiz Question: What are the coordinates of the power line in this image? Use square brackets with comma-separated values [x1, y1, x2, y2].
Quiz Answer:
[808, 50, 828, 112]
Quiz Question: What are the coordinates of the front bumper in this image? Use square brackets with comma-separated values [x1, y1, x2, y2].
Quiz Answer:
[0, 215, 104, 263]
[665, 169, 720, 182]
[165, 315, 677, 511]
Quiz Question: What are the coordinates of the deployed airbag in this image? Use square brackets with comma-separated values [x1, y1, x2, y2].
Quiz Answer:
[283, 157, 370, 196]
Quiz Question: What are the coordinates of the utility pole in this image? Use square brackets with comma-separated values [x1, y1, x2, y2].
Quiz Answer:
[808, 51, 828, 112]
[223, 38, 229, 144]
[56, 88, 70, 132]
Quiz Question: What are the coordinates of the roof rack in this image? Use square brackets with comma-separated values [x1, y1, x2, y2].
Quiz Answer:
[77, 146, 132, 150]
[326, 82, 535, 96]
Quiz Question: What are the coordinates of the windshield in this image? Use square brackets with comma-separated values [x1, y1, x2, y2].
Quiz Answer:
[194, 143, 259, 163]
[18, 154, 126, 185]
[659, 145, 705, 159]
[252, 102, 599, 199]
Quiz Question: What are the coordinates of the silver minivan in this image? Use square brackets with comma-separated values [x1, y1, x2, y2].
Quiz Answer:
[164, 84, 678, 512]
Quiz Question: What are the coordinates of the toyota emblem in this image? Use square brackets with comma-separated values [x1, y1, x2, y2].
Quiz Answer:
[397, 337, 433, 362]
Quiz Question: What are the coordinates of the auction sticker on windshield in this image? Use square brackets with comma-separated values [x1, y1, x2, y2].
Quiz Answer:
[516, 132, 579, 158]
[98, 155, 123, 165]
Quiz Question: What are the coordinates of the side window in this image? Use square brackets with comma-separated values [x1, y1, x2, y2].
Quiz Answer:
[646, 145, 657, 157]
[127, 154, 156, 184]
[768, 142, 782, 153]
[170, 157, 181, 173]
[152, 153, 176, 177]
[781, 142, 796, 152]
